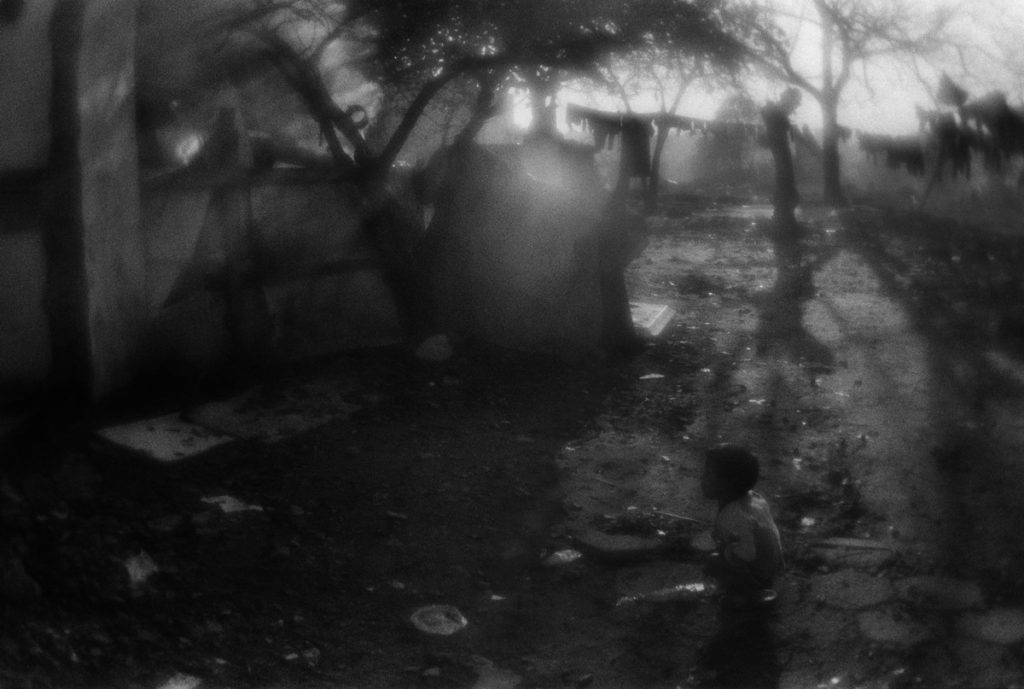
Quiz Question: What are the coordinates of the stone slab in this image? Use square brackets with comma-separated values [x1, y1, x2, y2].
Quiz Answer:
[574, 529, 666, 563]
[97, 413, 233, 462]
[188, 388, 359, 443]
[811, 538, 895, 569]
[810, 569, 893, 610]
[630, 302, 675, 338]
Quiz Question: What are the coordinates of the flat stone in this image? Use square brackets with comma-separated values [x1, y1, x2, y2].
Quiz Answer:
[615, 561, 704, 598]
[810, 569, 893, 609]
[575, 530, 666, 563]
[857, 608, 932, 647]
[97, 413, 234, 462]
[959, 608, 1024, 645]
[811, 538, 895, 569]
[189, 389, 359, 443]
[895, 576, 984, 611]
[630, 302, 675, 338]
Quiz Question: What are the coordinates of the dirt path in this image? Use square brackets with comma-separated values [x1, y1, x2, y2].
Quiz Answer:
[3, 202, 1024, 689]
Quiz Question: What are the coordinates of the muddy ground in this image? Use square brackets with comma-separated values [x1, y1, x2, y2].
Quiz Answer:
[4, 200, 1024, 689]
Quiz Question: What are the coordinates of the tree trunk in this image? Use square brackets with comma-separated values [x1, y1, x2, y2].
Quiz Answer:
[527, 74, 557, 137]
[762, 102, 800, 237]
[645, 120, 670, 210]
[821, 99, 845, 206]
[816, 2, 845, 208]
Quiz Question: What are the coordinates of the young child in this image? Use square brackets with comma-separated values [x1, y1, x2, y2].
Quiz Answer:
[701, 444, 784, 606]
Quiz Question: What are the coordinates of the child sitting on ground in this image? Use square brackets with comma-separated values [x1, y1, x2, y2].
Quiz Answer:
[701, 444, 784, 606]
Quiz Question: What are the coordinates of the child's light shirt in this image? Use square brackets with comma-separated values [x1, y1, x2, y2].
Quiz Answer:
[713, 490, 784, 587]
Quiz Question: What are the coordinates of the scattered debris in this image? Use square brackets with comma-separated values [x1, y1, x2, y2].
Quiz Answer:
[958, 608, 1024, 645]
[615, 562, 708, 605]
[409, 605, 469, 636]
[415, 334, 454, 362]
[542, 549, 584, 567]
[124, 551, 159, 588]
[153, 674, 202, 689]
[630, 302, 675, 338]
[856, 608, 932, 647]
[200, 495, 264, 514]
[810, 569, 894, 609]
[97, 414, 234, 462]
[895, 576, 984, 611]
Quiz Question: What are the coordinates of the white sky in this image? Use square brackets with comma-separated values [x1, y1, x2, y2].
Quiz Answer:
[551, 0, 1024, 136]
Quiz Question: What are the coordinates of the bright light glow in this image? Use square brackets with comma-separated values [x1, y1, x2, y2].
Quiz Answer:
[510, 93, 533, 130]
[174, 132, 203, 165]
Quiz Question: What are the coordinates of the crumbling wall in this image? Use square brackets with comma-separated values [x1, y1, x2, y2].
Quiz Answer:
[140, 171, 403, 372]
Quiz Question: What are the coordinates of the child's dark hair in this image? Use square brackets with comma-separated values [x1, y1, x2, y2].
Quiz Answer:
[706, 444, 760, 494]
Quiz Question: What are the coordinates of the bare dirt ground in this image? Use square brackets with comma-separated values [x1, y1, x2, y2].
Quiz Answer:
[4, 199, 1024, 689]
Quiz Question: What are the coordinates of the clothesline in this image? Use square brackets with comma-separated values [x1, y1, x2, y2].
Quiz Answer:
[564, 101, 1022, 182]
[565, 104, 768, 146]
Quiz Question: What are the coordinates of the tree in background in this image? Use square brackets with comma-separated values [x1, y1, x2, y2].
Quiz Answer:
[742, 0, 956, 206]
[693, 91, 768, 188]
[578, 1, 743, 205]
[598, 48, 719, 206]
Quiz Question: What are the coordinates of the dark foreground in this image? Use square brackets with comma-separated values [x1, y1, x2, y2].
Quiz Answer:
[3, 201, 1024, 689]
